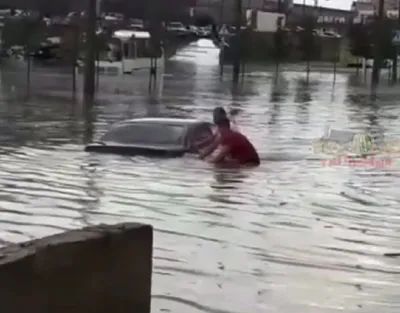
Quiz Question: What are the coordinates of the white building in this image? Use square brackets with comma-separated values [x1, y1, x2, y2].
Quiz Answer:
[352, 0, 400, 21]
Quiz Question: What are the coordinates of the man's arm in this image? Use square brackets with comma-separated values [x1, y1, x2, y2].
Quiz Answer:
[198, 135, 221, 159]
[206, 145, 230, 163]
[194, 133, 216, 150]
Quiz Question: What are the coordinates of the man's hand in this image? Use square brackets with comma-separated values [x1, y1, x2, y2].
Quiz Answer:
[198, 134, 221, 160]
[198, 149, 206, 160]
[194, 133, 215, 150]
[207, 145, 230, 164]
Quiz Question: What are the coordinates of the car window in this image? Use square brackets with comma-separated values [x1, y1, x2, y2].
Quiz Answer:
[186, 123, 213, 149]
[101, 123, 185, 145]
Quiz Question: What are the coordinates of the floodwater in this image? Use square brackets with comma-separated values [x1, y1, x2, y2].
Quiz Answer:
[0, 40, 400, 313]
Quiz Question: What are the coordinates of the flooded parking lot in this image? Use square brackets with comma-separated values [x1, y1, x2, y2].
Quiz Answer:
[0, 42, 399, 312]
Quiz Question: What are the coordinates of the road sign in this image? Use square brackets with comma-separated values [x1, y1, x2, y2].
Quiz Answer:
[392, 30, 400, 45]
[219, 25, 230, 36]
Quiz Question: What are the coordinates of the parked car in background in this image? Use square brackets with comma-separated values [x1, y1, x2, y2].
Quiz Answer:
[130, 18, 144, 30]
[166, 22, 188, 36]
[64, 11, 85, 23]
[196, 25, 213, 37]
[196, 27, 208, 37]
[187, 25, 199, 36]
[106, 12, 124, 20]
[314, 28, 341, 38]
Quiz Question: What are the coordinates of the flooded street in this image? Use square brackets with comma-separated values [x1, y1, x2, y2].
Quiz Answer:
[0, 41, 400, 312]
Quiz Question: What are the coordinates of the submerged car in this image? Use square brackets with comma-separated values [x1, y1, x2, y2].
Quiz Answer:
[84, 117, 213, 157]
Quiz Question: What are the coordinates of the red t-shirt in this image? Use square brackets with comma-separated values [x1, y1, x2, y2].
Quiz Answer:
[220, 129, 260, 165]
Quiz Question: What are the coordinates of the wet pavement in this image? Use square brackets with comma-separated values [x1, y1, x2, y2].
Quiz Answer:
[0, 40, 399, 312]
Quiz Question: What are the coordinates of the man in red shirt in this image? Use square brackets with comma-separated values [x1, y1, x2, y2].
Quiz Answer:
[199, 117, 260, 166]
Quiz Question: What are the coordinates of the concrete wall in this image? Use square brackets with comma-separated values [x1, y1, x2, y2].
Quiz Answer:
[0, 222, 153, 313]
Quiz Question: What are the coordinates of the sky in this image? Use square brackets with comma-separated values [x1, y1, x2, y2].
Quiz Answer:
[294, 0, 353, 10]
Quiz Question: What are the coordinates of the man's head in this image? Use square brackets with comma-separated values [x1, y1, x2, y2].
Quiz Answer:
[213, 107, 228, 124]
[215, 117, 230, 129]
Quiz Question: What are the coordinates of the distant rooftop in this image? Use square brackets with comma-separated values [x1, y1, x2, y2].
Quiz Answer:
[351, 1, 375, 11]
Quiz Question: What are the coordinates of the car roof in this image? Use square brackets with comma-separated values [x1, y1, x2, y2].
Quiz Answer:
[115, 117, 208, 126]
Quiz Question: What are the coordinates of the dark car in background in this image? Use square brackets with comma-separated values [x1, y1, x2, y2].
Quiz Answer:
[166, 21, 189, 36]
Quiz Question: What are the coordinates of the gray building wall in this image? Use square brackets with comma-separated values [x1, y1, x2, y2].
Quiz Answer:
[0, 0, 193, 19]
[287, 4, 354, 34]
[194, 0, 293, 24]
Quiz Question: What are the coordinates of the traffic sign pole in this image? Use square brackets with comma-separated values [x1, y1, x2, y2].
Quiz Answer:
[393, 45, 398, 83]
[392, 30, 400, 83]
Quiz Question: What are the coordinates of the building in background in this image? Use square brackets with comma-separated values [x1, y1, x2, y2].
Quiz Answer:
[192, 0, 293, 25]
[0, 0, 195, 20]
[371, 0, 398, 11]
[351, 1, 374, 23]
[351, 0, 400, 21]
[286, 4, 354, 35]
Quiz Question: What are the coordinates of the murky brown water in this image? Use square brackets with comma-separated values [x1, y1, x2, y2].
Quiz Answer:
[0, 41, 400, 312]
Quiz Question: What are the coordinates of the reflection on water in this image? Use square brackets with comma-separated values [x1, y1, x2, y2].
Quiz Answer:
[0, 42, 400, 312]
[172, 39, 221, 67]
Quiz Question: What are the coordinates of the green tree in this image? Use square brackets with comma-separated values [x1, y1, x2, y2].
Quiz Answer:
[348, 17, 395, 60]
[348, 20, 373, 59]
[379, 18, 396, 60]
[2, 16, 45, 57]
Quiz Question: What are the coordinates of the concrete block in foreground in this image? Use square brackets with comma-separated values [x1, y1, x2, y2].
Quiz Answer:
[0, 222, 153, 313]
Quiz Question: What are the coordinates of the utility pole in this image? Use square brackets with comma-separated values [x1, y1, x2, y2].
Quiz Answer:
[392, 0, 400, 82]
[219, 0, 224, 23]
[83, 0, 97, 100]
[96, 0, 101, 16]
[232, 0, 242, 83]
[275, 0, 282, 75]
[371, 0, 385, 86]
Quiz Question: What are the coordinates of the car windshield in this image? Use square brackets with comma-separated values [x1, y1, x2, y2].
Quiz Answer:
[101, 123, 186, 145]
